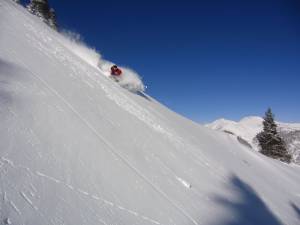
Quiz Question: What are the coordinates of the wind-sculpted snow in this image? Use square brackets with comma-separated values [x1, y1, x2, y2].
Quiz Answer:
[1, 1, 300, 225]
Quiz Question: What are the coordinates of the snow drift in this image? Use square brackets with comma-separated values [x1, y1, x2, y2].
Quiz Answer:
[0, 1, 300, 225]
[59, 30, 145, 92]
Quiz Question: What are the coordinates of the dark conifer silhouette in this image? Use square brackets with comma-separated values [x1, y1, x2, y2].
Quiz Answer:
[27, 0, 58, 30]
[256, 108, 291, 163]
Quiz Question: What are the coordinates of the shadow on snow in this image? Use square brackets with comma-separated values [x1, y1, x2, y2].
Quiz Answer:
[290, 202, 300, 221]
[211, 175, 283, 225]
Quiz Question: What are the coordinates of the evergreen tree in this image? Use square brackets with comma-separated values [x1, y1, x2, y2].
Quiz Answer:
[27, 0, 50, 22]
[256, 108, 291, 163]
[27, 0, 58, 30]
[48, 8, 58, 30]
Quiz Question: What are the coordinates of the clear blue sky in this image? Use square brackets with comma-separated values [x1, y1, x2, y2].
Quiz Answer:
[24, 0, 300, 123]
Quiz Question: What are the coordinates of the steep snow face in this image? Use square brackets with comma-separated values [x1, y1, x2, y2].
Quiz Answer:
[1, 1, 300, 225]
[206, 116, 300, 164]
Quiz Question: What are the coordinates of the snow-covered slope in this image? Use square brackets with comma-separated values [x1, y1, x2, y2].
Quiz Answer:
[206, 117, 300, 164]
[1, 1, 300, 225]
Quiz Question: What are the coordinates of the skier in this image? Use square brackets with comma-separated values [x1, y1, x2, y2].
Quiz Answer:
[111, 65, 122, 75]
[110, 65, 122, 82]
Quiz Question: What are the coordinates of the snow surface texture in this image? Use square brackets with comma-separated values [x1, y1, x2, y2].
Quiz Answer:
[0, 1, 300, 225]
[206, 116, 300, 164]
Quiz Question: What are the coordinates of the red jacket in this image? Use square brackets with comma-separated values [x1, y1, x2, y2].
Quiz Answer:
[111, 66, 122, 76]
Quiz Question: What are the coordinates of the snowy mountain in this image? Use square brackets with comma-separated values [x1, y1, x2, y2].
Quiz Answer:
[206, 117, 264, 146]
[1, 1, 300, 225]
[206, 117, 300, 164]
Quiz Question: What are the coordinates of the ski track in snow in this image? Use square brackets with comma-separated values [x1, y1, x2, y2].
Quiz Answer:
[10, 56, 199, 225]
[20, 191, 38, 211]
[9, 201, 21, 215]
[0, 157, 162, 225]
